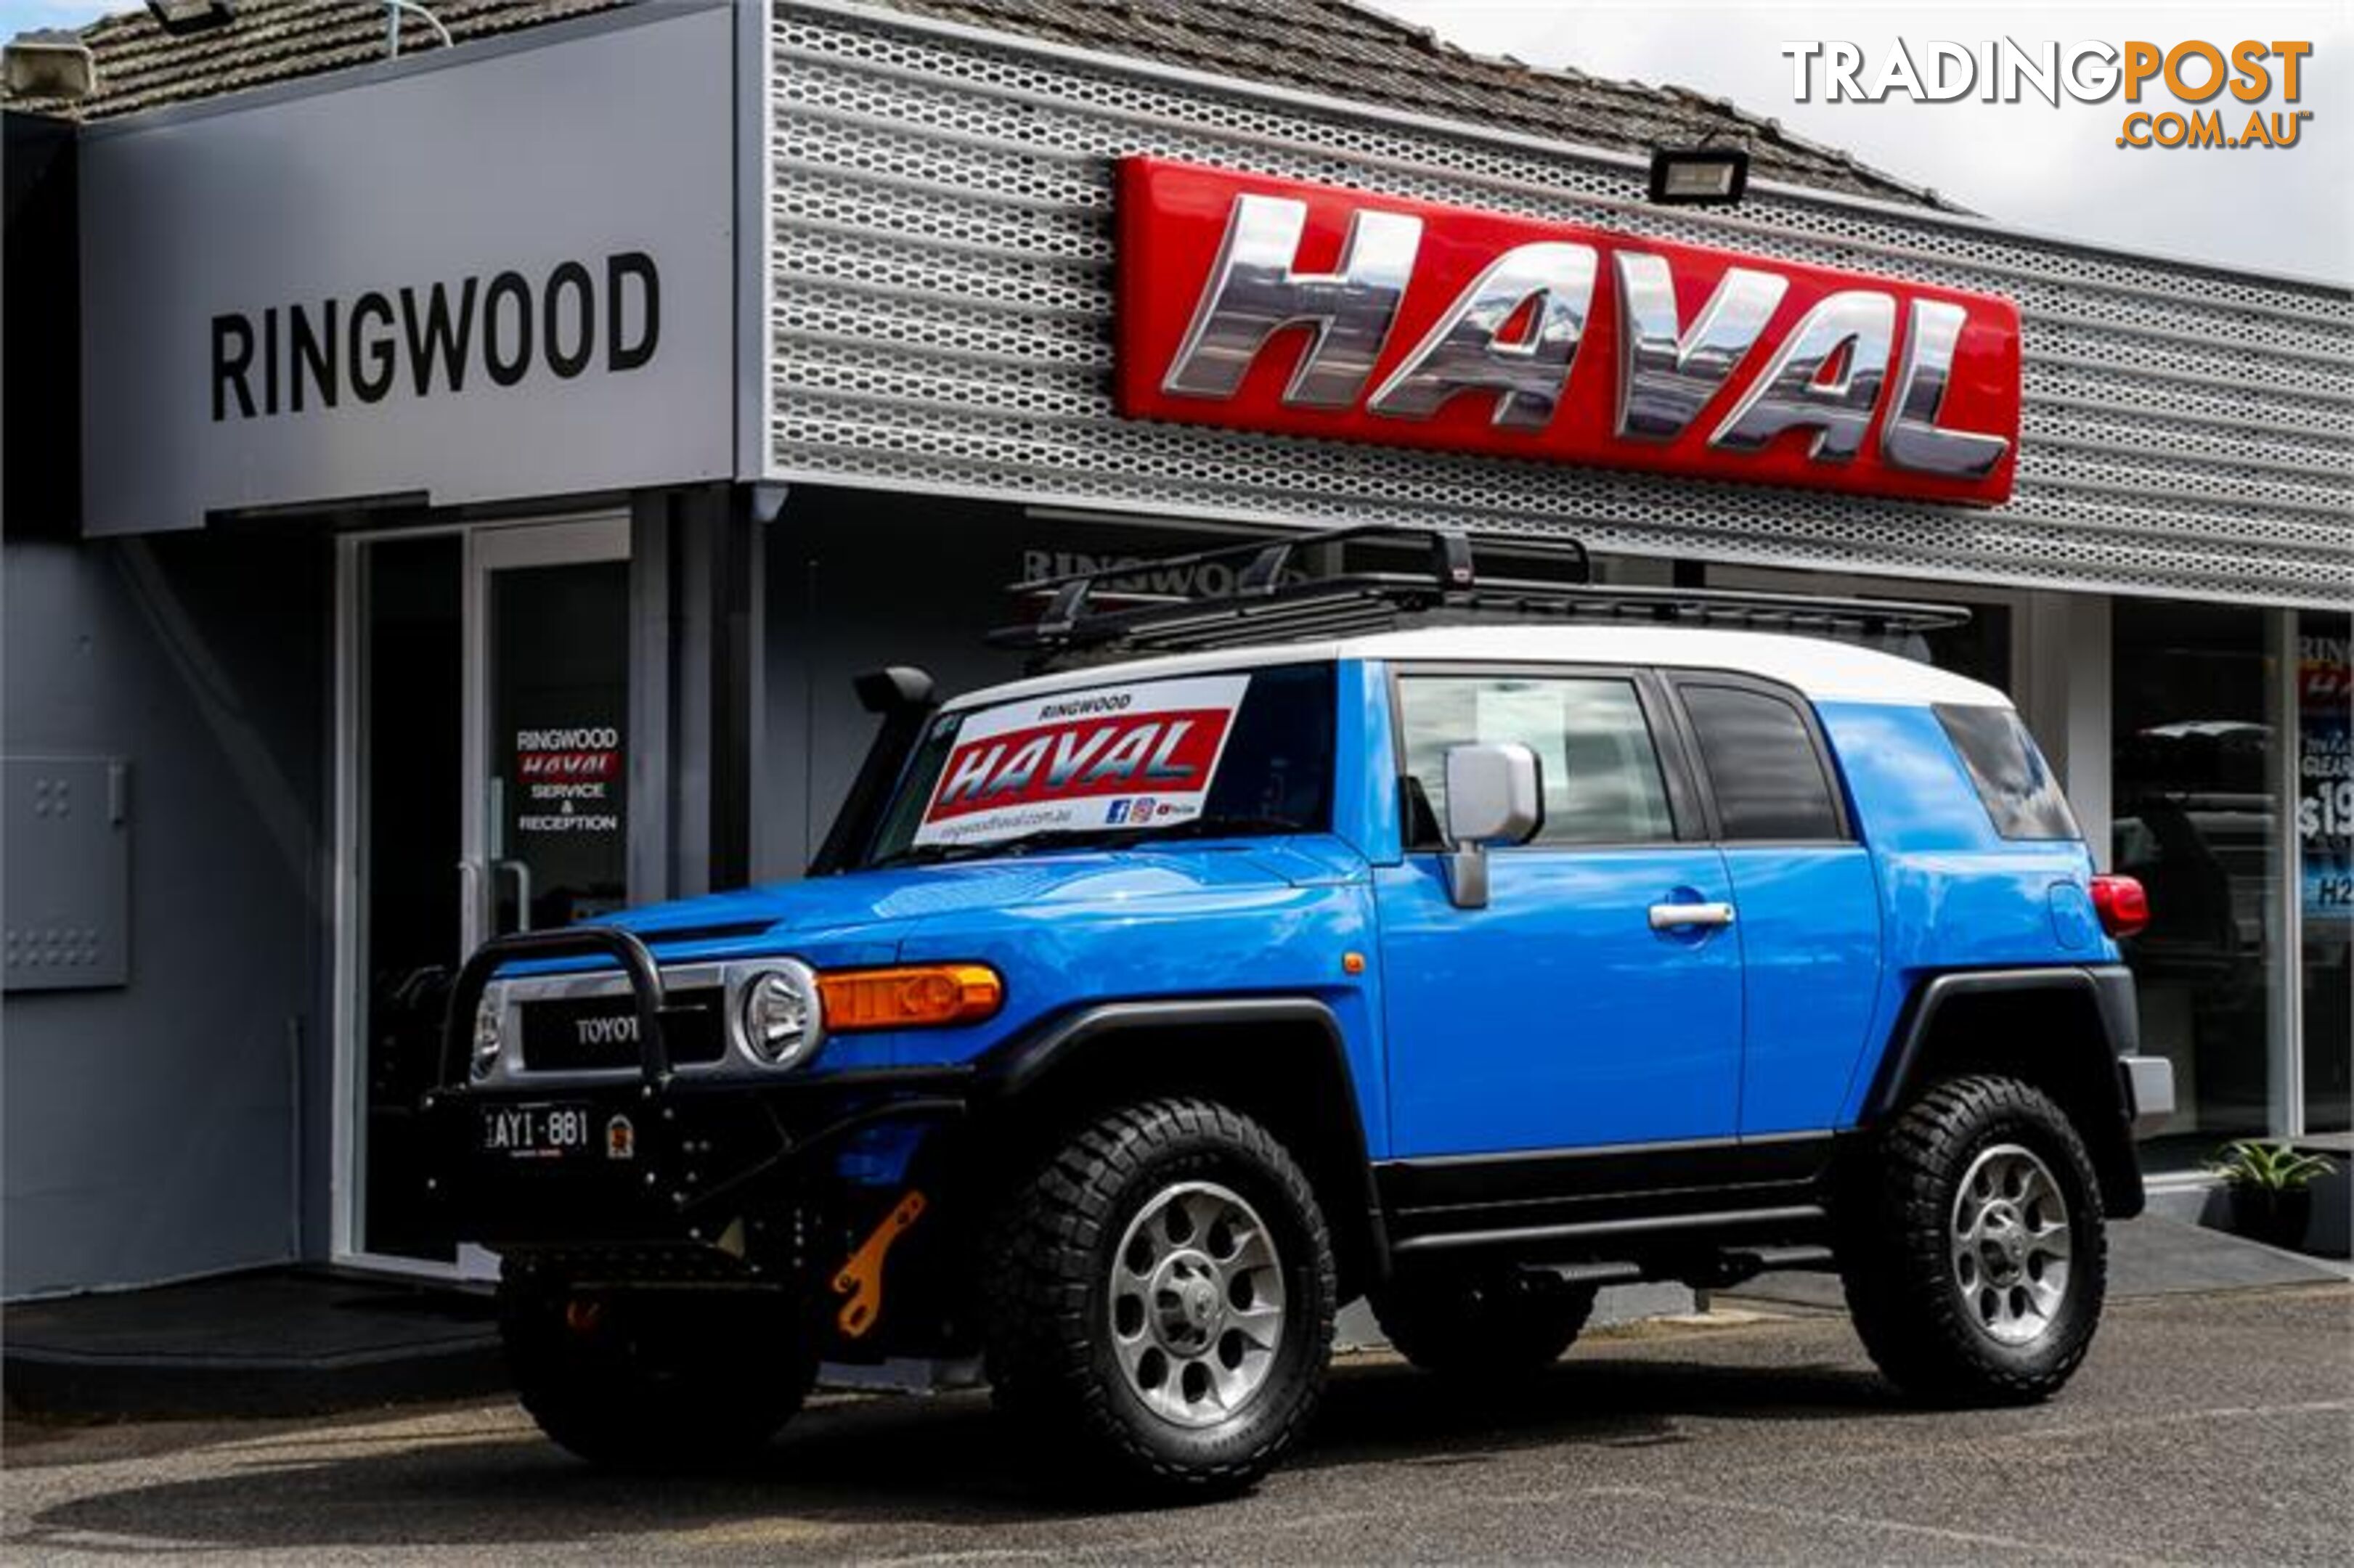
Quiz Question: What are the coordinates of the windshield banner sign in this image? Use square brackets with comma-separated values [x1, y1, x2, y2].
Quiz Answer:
[915, 676, 1250, 847]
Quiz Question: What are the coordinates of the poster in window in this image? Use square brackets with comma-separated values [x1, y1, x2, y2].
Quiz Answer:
[2300, 629, 2352, 924]
[916, 676, 1248, 848]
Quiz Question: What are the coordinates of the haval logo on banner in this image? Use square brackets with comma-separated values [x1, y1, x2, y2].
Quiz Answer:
[1115, 158, 2021, 505]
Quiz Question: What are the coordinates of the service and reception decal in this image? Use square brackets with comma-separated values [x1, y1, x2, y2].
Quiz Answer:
[514, 724, 622, 837]
[2300, 628, 2351, 923]
[914, 675, 1250, 847]
[1115, 158, 2021, 505]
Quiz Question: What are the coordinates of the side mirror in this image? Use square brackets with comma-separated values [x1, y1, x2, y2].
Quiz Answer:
[1441, 742, 1543, 909]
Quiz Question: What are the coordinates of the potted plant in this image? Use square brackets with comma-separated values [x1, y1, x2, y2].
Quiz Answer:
[2207, 1140, 2340, 1251]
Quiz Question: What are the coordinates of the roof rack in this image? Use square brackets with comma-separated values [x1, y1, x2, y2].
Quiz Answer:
[988, 523, 1969, 666]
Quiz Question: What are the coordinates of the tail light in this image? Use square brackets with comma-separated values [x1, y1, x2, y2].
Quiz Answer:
[2090, 875, 2150, 939]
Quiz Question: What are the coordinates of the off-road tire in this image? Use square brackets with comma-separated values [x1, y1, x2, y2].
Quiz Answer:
[1838, 1074, 2108, 1405]
[983, 1097, 1337, 1500]
[1371, 1270, 1598, 1377]
[500, 1283, 816, 1470]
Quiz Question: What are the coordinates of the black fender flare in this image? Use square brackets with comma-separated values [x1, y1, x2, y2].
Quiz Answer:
[974, 997, 1392, 1283]
[1862, 965, 2146, 1218]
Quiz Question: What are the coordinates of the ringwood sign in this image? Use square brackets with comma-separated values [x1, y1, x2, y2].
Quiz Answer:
[211, 253, 661, 422]
[76, 3, 734, 535]
[1117, 159, 2023, 505]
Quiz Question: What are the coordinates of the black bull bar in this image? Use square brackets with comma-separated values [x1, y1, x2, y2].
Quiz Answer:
[441, 926, 675, 1087]
[428, 928, 970, 1264]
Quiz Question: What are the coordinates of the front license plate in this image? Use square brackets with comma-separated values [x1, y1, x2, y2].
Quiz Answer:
[480, 1102, 595, 1160]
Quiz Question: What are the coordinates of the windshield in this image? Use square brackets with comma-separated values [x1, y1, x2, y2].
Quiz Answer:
[861, 663, 1337, 867]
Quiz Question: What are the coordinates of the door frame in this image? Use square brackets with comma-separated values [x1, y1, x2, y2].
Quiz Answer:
[329, 513, 632, 1278]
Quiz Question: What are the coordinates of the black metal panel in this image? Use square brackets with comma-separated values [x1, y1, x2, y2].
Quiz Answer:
[3, 112, 79, 539]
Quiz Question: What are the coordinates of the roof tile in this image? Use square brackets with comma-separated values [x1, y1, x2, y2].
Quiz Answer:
[4, 0, 1948, 210]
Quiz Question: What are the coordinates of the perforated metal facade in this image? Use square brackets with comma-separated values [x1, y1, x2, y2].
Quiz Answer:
[767, 2, 2352, 608]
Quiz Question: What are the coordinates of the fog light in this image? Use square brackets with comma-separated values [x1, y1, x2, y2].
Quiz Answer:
[471, 993, 503, 1081]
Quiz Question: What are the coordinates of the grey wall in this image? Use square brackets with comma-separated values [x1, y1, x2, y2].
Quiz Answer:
[76, 1, 738, 536]
[2, 532, 330, 1297]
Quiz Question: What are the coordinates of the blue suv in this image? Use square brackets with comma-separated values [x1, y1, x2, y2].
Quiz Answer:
[429, 529, 2172, 1497]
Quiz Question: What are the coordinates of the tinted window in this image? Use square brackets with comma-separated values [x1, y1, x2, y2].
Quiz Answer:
[863, 663, 1335, 865]
[1936, 703, 2080, 841]
[1681, 684, 1845, 841]
[1398, 675, 1675, 846]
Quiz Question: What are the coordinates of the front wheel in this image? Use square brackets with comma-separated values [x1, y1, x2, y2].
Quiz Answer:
[500, 1282, 815, 1470]
[1839, 1074, 2108, 1405]
[983, 1098, 1337, 1499]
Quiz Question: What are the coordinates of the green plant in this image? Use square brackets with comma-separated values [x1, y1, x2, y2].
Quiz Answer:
[2206, 1140, 2339, 1191]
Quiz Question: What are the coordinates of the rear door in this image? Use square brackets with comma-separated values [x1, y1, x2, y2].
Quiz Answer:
[1375, 666, 1743, 1156]
[1669, 677, 1883, 1135]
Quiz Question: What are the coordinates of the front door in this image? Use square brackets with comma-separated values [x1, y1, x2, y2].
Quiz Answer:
[1375, 668, 1744, 1158]
[337, 518, 633, 1270]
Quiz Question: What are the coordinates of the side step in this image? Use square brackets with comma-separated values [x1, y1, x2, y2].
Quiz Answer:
[1526, 1244, 1839, 1293]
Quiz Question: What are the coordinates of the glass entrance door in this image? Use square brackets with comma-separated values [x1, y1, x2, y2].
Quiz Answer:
[465, 522, 634, 949]
[338, 518, 632, 1270]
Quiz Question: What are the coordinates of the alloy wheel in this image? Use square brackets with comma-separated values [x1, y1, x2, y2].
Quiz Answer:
[1107, 1180, 1287, 1428]
[1950, 1142, 2072, 1347]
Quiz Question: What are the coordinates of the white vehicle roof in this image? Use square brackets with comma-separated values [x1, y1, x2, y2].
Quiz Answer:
[948, 624, 2009, 712]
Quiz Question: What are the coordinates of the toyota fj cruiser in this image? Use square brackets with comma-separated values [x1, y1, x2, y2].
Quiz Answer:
[428, 526, 2172, 1497]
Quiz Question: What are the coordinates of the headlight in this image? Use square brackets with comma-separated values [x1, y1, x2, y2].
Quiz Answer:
[736, 962, 822, 1069]
[471, 992, 504, 1081]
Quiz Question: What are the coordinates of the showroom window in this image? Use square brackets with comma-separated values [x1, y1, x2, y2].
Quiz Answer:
[2111, 600, 2284, 1162]
[2300, 612, 2351, 1135]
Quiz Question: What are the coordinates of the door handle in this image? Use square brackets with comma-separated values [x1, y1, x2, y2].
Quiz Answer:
[1648, 901, 1736, 931]
[492, 859, 534, 934]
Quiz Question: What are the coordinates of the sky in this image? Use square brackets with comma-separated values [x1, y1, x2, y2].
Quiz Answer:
[4, 0, 2345, 280]
[3, 0, 103, 30]
[1370, 1, 2350, 281]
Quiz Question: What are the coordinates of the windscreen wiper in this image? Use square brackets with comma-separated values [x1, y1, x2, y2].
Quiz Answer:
[865, 815, 1310, 870]
[1096, 814, 1310, 843]
[866, 828, 1124, 869]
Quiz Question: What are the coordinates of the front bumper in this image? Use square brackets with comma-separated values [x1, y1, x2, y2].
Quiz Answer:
[423, 1072, 969, 1265]
[425, 927, 970, 1280]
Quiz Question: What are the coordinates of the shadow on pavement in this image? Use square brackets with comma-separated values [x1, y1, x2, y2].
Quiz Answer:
[10, 1350, 1900, 1551]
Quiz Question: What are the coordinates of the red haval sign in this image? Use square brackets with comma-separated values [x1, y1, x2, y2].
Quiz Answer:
[1115, 158, 2021, 505]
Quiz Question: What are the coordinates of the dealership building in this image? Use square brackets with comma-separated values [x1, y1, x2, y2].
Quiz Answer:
[3, 0, 2347, 1297]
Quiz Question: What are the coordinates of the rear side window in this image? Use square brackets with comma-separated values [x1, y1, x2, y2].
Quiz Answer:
[1680, 684, 1846, 842]
[1935, 703, 2081, 841]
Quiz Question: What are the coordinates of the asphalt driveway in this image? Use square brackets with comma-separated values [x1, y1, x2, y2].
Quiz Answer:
[7, 1283, 2350, 1564]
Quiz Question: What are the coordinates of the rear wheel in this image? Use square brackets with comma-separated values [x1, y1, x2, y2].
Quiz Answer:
[983, 1097, 1337, 1499]
[500, 1282, 815, 1469]
[1371, 1269, 1597, 1377]
[1839, 1074, 2107, 1405]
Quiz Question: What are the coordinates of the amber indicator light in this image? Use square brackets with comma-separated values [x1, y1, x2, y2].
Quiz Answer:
[818, 963, 1004, 1031]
